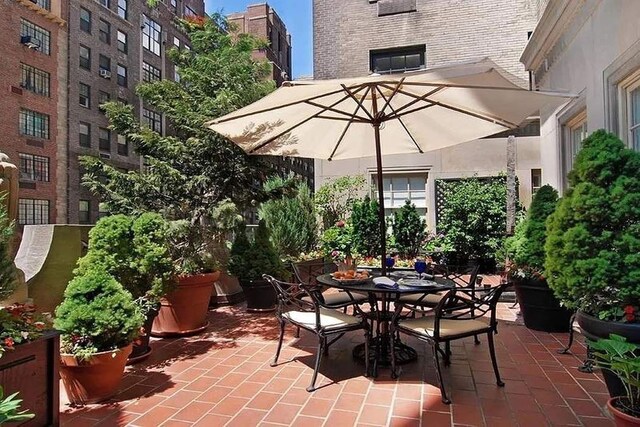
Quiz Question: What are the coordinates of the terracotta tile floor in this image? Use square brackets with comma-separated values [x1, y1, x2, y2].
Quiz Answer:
[60, 294, 614, 426]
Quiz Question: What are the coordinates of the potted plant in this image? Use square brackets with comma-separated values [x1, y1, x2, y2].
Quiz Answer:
[228, 221, 283, 311]
[505, 185, 572, 332]
[54, 268, 143, 404]
[391, 200, 427, 260]
[320, 219, 355, 270]
[0, 304, 57, 425]
[546, 130, 640, 395]
[74, 213, 175, 361]
[589, 334, 640, 426]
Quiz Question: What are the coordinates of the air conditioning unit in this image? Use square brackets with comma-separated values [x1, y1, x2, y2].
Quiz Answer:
[99, 152, 111, 159]
[99, 69, 112, 79]
[20, 35, 40, 50]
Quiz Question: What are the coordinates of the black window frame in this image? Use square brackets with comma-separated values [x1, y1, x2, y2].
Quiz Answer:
[99, 127, 111, 152]
[78, 200, 91, 224]
[18, 153, 50, 182]
[142, 15, 162, 56]
[116, 64, 127, 87]
[18, 198, 49, 225]
[20, 63, 50, 97]
[79, 121, 91, 147]
[79, 82, 91, 108]
[142, 61, 161, 82]
[19, 109, 49, 139]
[79, 7, 92, 33]
[117, 134, 128, 156]
[99, 18, 111, 44]
[79, 44, 91, 70]
[117, 30, 128, 53]
[99, 54, 111, 73]
[143, 108, 162, 134]
[20, 19, 51, 55]
[369, 45, 426, 75]
[117, 0, 127, 20]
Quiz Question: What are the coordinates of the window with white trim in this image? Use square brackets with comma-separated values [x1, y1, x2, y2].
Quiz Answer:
[561, 110, 587, 182]
[620, 73, 640, 151]
[142, 15, 162, 56]
[372, 172, 428, 217]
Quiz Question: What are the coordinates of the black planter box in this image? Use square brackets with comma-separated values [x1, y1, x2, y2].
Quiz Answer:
[0, 331, 60, 426]
[240, 279, 277, 312]
[513, 278, 572, 332]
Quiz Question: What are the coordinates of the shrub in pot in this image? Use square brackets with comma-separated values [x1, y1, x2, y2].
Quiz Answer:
[351, 195, 382, 259]
[75, 213, 175, 361]
[54, 268, 143, 404]
[320, 219, 356, 269]
[391, 200, 427, 260]
[545, 130, 640, 395]
[505, 185, 572, 332]
[589, 334, 640, 426]
[228, 221, 284, 311]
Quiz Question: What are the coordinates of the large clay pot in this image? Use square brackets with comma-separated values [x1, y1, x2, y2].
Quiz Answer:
[60, 344, 132, 405]
[607, 398, 640, 426]
[578, 311, 640, 398]
[151, 272, 218, 337]
[513, 277, 573, 332]
[128, 306, 159, 364]
[239, 278, 277, 312]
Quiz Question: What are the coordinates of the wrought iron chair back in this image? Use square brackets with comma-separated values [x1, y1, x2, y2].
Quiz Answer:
[428, 263, 480, 289]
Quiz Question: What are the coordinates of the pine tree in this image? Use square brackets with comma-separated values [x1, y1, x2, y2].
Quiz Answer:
[392, 200, 427, 259]
[351, 195, 381, 258]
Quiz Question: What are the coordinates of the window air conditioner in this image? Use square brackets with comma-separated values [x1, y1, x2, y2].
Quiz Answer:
[20, 35, 40, 50]
[99, 69, 112, 79]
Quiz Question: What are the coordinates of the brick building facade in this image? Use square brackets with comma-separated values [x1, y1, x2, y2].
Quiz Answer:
[66, 0, 204, 224]
[0, 0, 67, 226]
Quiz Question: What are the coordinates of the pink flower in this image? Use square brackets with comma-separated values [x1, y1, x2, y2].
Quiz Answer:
[335, 220, 345, 228]
[4, 337, 14, 348]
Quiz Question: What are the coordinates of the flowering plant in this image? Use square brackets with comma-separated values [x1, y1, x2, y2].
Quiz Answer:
[423, 231, 454, 254]
[0, 304, 52, 358]
[320, 220, 354, 262]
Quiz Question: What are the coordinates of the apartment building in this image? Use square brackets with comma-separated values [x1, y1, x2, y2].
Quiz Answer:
[313, 0, 545, 228]
[0, 0, 67, 226]
[66, 0, 204, 224]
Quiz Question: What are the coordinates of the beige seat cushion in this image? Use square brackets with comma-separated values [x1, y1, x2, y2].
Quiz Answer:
[399, 316, 489, 338]
[283, 308, 362, 330]
[398, 293, 444, 306]
[302, 292, 367, 306]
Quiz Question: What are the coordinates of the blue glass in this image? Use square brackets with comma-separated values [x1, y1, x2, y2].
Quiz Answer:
[415, 260, 427, 276]
[385, 256, 395, 268]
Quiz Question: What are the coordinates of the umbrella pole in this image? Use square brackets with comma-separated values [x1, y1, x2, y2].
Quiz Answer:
[373, 122, 387, 276]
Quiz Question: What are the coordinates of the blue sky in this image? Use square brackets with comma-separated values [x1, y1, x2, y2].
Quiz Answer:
[205, 0, 313, 79]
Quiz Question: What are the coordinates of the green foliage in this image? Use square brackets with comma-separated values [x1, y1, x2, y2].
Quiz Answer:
[228, 221, 284, 282]
[81, 14, 274, 275]
[320, 221, 354, 262]
[350, 195, 381, 258]
[498, 215, 526, 267]
[54, 269, 144, 359]
[545, 130, 640, 318]
[75, 214, 175, 305]
[437, 176, 517, 263]
[515, 185, 559, 270]
[588, 334, 640, 414]
[391, 200, 426, 259]
[258, 176, 317, 260]
[0, 386, 34, 424]
[0, 196, 16, 301]
[315, 175, 366, 231]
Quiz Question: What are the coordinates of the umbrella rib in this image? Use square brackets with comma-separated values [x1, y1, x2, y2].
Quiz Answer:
[304, 100, 370, 122]
[374, 86, 423, 154]
[210, 83, 369, 125]
[380, 84, 446, 116]
[378, 78, 405, 116]
[327, 86, 372, 161]
[247, 85, 368, 154]
[342, 84, 375, 122]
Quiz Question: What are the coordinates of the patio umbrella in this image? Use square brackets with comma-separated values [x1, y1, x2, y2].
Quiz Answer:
[207, 57, 572, 275]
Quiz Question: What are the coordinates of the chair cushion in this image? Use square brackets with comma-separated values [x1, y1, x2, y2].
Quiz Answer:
[398, 293, 443, 306]
[302, 292, 368, 305]
[283, 308, 362, 330]
[399, 316, 489, 338]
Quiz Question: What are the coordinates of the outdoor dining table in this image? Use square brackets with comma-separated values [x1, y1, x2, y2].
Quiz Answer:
[316, 272, 455, 376]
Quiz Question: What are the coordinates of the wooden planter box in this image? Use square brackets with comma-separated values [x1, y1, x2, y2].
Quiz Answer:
[0, 331, 60, 427]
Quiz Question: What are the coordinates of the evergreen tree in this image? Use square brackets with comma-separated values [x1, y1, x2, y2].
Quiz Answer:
[0, 197, 16, 301]
[351, 195, 381, 258]
[514, 185, 558, 270]
[392, 200, 426, 259]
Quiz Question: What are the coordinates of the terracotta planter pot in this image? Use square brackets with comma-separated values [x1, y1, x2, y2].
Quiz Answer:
[513, 277, 573, 332]
[60, 344, 132, 405]
[128, 307, 159, 364]
[608, 398, 640, 426]
[151, 272, 218, 337]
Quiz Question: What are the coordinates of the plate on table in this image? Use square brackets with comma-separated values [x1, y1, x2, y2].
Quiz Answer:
[398, 279, 445, 289]
[330, 271, 372, 284]
[389, 271, 419, 280]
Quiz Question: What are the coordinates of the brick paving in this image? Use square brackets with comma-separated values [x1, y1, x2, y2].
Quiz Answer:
[60, 294, 614, 427]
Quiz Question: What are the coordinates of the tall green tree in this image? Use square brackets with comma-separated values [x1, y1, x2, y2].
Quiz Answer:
[351, 195, 381, 258]
[515, 184, 558, 270]
[0, 197, 16, 301]
[391, 200, 426, 259]
[314, 175, 366, 231]
[80, 14, 276, 274]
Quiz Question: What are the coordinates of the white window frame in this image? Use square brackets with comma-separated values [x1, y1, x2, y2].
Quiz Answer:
[370, 170, 429, 218]
[618, 69, 640, 151]
[142, 15, 162, 56]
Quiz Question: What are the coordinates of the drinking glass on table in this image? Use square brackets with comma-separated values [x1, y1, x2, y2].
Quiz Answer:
[415, 259, 427, 279]
[385, 256, 395, 269]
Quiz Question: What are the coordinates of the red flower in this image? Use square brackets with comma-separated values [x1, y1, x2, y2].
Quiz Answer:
[624, 305, 636, 323]
[335, 220, 345, 228]
[4, 337, 15, 348]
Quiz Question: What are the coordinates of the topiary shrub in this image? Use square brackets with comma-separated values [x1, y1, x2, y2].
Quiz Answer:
[545, 130, 640, 320]
[74, 213, 175, 309]
[351, 195, 381, 258]
[258, 177, 317, 260]
[0, 196, 16, 301]
[391, 200, 426, 259]
[228, 221, 284, 283]
[54, 268, 144, 359]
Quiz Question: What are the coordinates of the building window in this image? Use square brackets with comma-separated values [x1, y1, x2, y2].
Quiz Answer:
[99, 0, 110, 8]
[33, 0, 50, 10]
[170, 0, 177, 10]
[20, 109, 49, 139]
[20, 19, 51, 55]
[98, 202, 109, 219]
[621, 76, 640, 151]
[117, 30, 127, 53]
[79, 45, 91, 70]
[174, 65, 181, 83]
[99, 127, 111, 151]
[79, 7, 91, 33]
[117, 134, 128, 156]
[173, 36, 180, 47]
[117, 0, 127, 20]
[531, 169, 542, 195]
[18, 153, 49, 182]
[79, 83, 91, 108]
[79, 200, 90, 224]
[372, 172, 427, 217]
[79, 122, 91, 147]
[99, 19, 111, 44]
[117, 64, 127, 87]
[99, 55, 111, 75]
[142, 15, 162, 56]
[143, 108, 162, 134]
[20, 64, 50, 97]
[18, 199, 49, 225]
[370, 45, 426, 74]
[142, 61, 161, 82]
[184, 5, 196, 18]
[98, 91, 111, 113]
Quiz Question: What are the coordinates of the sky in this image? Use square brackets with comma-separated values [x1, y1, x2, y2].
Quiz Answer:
[205, 0, 313, 79]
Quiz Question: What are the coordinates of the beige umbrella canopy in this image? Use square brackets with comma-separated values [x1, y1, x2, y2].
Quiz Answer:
[207, 57, 573, 274]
